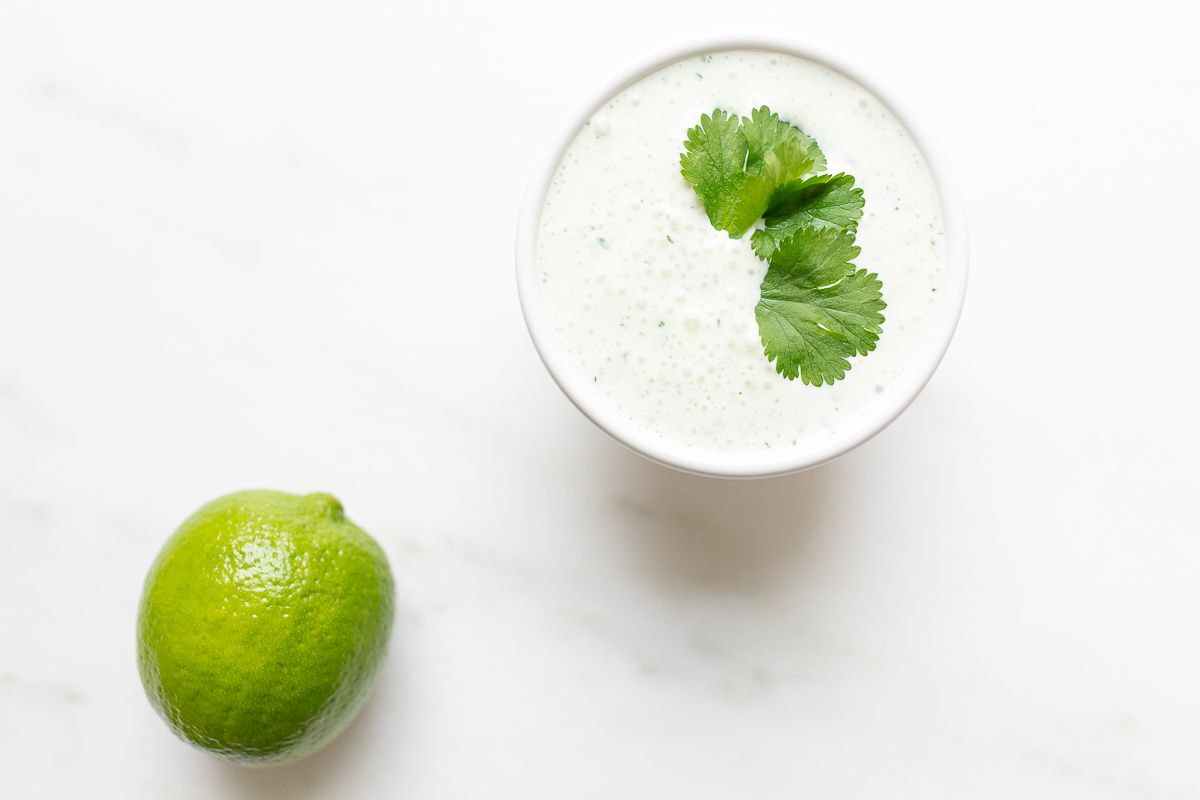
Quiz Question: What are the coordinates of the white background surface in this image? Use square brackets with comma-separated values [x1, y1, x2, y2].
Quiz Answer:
[1, 1, 1197, 797]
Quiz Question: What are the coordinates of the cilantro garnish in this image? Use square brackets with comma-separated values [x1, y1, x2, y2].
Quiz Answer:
[679, 106, 884, 385]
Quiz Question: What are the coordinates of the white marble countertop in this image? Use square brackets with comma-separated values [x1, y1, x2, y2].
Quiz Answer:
[2, 2, 1198, 797]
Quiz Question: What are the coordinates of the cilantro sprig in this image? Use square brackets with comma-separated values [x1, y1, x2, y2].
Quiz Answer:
[680, 106, 883, 386]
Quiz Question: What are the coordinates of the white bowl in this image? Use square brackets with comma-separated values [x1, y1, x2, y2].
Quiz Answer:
[516, 37, 968, 479]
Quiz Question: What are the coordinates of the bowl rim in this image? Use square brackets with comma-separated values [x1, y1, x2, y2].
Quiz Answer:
[515, 36, 969, 479]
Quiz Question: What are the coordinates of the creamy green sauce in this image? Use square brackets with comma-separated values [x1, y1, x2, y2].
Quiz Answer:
[535, 50, 946, 453]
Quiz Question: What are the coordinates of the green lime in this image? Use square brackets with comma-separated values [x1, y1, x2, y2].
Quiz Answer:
[137, 490, 394, 765]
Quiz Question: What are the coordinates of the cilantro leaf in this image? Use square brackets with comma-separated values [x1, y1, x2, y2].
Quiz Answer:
[755, 228, 886, 385]
[741, 106, 825, 177]
[679, 109, 746, 234]
[680, 106, 820, 238]
[751, 173, 865, 260]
